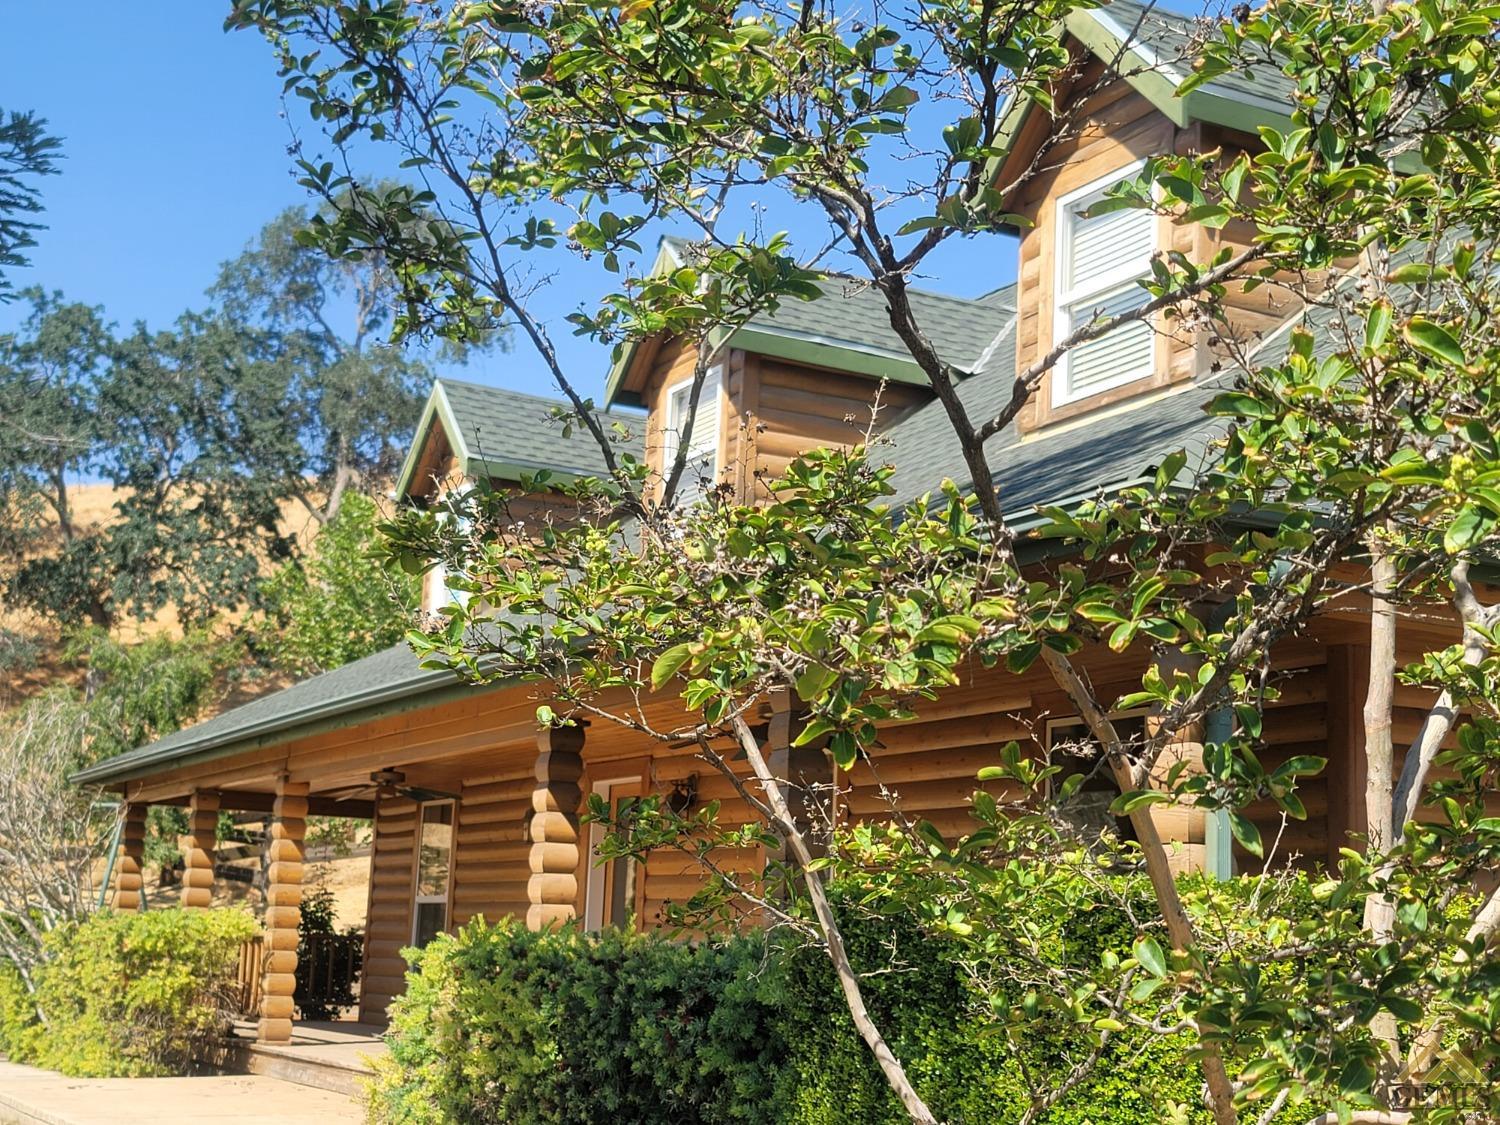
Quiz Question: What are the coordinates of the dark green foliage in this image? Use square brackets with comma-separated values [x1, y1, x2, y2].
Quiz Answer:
[0, 908, 255, 1077]
[765, 892, 1203, 1125]
[0, 108, 60, 299]
[370, 899, 1205, 1125]
[371, 920, 784, 1125]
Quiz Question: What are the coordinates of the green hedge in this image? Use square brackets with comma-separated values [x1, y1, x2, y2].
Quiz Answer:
[371, 923, 781, 1124]
[0, 907, 255, 1077]
[370, 894, 1205, 1125]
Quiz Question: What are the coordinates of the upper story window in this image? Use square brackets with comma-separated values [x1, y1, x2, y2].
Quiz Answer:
[1053, 160, 1156, 407]
[661, 363, 722, 505]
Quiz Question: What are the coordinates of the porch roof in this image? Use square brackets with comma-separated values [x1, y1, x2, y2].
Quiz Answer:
[71, 642, 481, 787]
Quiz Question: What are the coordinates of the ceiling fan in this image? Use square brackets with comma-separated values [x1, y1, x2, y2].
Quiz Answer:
[325, 768, 459, 804]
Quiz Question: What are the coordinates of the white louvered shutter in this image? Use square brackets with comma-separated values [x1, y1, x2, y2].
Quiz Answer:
[664, 365, 722, 505]
[1063, 285, 1153, 399]
[1055, 173, 1156, 405]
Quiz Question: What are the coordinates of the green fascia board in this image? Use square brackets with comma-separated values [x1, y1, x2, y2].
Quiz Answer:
[723, 325, 947, 387]
[602, 336, 647, 409]
[1005, 8, 1427, 174]
[1063, 7, 1192, 126]
[395, 381, 473, 499]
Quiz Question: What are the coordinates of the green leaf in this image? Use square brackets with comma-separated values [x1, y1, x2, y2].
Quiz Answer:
[1364, 300, 1392, 351]
[1403, 317, 1465, 366]
[795, 663, 838, 702]
[1112, 790, 1173, 815]
[1228, 811, 1263, 857]
[1133, 935, 1167, 978]
[1207, 392, 1278, 420]
[1444, 505, 1495, 554]
[791, 717, 836, 748]
[651, 643, 694, 691]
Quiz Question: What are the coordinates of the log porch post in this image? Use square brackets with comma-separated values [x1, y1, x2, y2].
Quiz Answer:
[112, 802, 148, 912]
[258, 778, 308, 1044]
[1145, 650, 1209, 876]
[180, 789, 219, 909]
[527, 725, 584, 931]
[766, 692, 835, 868]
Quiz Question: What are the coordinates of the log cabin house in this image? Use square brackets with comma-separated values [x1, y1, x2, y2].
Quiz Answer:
[73, 0, 1456, 1045]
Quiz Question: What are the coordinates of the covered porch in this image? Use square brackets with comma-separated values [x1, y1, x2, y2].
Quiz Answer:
[78, 642, 775, 1044]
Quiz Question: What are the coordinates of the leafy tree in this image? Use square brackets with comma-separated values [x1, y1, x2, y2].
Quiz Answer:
[0, 288, 114, 625]
[0, 194, 458, 628]
[236, 0, 1500, 1121]
[0, 109, 61, 300]
[0, 295, 301, 627]
[209, 198, 463, 525]
[259, 490, 420, 675]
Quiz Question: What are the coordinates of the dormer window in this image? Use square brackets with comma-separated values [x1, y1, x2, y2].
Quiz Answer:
[1052, 161, 1156, 407]
[661, 364, 722, 504]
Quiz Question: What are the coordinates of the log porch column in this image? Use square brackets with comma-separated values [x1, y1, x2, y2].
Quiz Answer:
[527, 725, 584, 931]
[1146, 650, 1209, 876]
[112, 802, 148, 912]
[766, 692, 835, 868]
[258, 778, 308, 1044]
[180, 789, 219, 909]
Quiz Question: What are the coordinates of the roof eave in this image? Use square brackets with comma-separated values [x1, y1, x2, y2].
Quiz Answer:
[727, 324, 953, 387]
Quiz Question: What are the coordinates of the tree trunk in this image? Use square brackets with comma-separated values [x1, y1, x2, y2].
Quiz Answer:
[1039, 647, 1240, 1125]
[729, 713, 939, 1125]
[1359, 543, 1400, 1075]
[1361, 545, 1396, 940]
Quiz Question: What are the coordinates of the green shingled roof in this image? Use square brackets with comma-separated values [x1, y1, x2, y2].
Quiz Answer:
[395, 378, 645, 498]
[72, 643, 468, 786]
[77, 0, 1341, 789]
[603, 238, 1012, 407]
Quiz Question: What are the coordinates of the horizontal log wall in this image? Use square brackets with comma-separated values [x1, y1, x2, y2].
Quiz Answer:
[636, 752, 765, 927]
[735, 354, 929, 500]
[359, 795, 417, 1024]
[452, 769, 533, 928]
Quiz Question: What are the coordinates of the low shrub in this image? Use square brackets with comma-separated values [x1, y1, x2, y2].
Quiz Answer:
[370, 889, 1210, 1125]
[0, 907, 255, 1076]
[764, 889, 1205, 1125]
[371, 920, 783, 1125]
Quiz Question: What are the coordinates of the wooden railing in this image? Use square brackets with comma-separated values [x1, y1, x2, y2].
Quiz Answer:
[235, 935, 265, 1017]
[233, 930, 365, 1021]
[297, 931, 364, 1020]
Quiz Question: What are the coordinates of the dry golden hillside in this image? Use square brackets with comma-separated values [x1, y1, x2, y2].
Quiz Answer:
[1, 481, 330, 713]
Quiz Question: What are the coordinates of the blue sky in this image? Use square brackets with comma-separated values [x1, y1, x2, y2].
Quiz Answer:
[1, 3, 1022, 404]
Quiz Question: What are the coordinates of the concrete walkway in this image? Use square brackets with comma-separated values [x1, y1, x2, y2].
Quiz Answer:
[0, 1061, 364, 1124]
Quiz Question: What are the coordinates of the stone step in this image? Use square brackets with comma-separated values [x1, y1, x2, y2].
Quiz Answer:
[206, 1038, 373, 1099]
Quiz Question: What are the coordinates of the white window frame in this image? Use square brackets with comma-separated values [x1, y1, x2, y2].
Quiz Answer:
[583, 775, 642, 932]
[660, 364, 723, 500]
[1051, 158, 1155, 408]
[410, 799, 456, 946]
